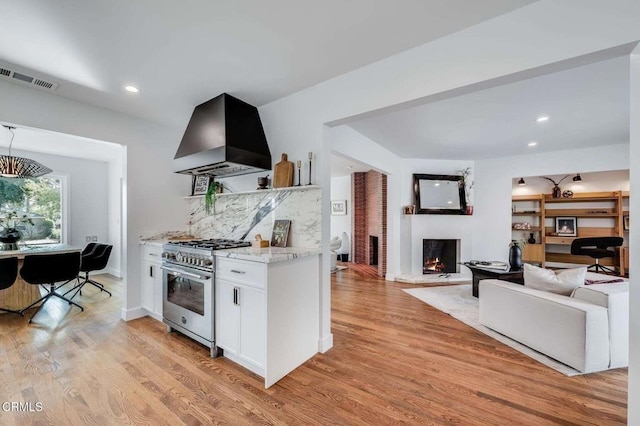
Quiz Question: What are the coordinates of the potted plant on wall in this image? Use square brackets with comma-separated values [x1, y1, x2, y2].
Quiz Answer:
[204, 180, 223, 215]
[458, 167, 474, 215]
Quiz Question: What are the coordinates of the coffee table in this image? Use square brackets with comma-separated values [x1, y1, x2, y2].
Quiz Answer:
[463, 263, 524, 297]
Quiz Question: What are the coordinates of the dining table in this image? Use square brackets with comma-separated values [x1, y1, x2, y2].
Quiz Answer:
[0, 244, 81, 313]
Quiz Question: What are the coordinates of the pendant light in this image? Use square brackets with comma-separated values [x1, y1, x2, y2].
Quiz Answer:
[0, 125, 52, 178]
[517, 177, 526, 186]
[572, 173, 582, 182]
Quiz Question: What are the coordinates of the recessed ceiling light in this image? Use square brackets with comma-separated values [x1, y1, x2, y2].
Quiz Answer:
[347, 165, 354, 169]
[536, 116, 549, 123]
[124, 85, 139, 93]
[434, 183, 440, 187]
[528, 141, 537, 147]
[447, 201, 452, 204]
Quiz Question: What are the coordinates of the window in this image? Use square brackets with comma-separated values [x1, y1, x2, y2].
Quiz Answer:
[0, 176, 64, 244]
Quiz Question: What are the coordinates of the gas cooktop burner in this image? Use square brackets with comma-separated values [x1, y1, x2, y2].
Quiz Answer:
[167, 238, 251, 250]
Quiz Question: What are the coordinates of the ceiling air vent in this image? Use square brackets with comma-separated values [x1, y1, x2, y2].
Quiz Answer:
[0, 66, 59, 91]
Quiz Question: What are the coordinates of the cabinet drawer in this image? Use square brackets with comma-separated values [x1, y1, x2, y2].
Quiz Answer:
[545, 236, 575, 245]
[216, 258, 265, 287]
[142, 244, 163, 262]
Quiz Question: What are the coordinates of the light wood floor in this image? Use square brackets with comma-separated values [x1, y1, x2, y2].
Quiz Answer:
[0, 269, 627, 425]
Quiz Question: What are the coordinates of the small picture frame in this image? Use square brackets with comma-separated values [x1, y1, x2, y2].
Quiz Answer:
[331, 200, 347, 215]
[623, 215, 629, 231]
[192, 175, 210, 196]
[271, 219, 291, 247]
[555, 216, 577, 237]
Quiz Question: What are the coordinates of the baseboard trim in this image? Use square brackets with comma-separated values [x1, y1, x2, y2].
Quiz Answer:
[385, 273, 396, 282]
[121, 307, 147, 322]
[104, 267, 122, 278]
[318, 333, 334, 353]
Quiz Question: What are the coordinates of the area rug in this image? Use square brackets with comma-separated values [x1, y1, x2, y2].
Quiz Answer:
[403, 284, 581, 376]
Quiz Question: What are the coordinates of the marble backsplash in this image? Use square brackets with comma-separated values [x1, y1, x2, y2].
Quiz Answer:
[187, 186, 321, 248]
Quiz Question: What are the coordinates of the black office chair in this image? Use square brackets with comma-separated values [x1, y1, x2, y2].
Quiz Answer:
[63, 243, 113, 301]
[19, 252, 83, 323]
[0, 257, 23, 316]
[570, 237, 624, 274]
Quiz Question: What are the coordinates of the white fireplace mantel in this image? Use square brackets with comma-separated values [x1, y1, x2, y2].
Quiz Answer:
[400, 214, 473, 278]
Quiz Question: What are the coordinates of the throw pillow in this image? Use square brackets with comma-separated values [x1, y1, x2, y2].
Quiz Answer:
[523, 264, 587, 295]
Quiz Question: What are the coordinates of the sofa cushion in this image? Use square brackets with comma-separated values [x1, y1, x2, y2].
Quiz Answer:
[523, 264, 587, 295]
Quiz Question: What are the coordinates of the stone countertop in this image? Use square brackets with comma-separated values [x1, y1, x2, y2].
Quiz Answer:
[139, 240, 167, 247]
[0, 243, 81, 260]
[214, 246, 321, 264]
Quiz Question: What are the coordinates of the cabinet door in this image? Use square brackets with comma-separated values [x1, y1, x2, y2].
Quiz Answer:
[238, 284, 266, 368]
[151, 264, 163, 317]
[216, 279, 239, 356]
[140, 260, 154, 312]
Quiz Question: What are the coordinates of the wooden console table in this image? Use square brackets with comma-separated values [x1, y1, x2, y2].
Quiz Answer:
[463, 263, 524, 297]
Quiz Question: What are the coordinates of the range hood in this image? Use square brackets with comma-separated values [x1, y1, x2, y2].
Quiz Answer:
[173, 93, 272, 177]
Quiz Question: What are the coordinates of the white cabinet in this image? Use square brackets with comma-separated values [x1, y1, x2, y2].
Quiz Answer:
[215, 254, 320, 388]
[140, 244, 163, 320]
[215, 257, 266, 375]
[216, 277, 266, 373]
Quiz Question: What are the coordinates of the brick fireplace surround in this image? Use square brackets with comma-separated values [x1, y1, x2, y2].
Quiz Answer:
[352, 171, 387, 277]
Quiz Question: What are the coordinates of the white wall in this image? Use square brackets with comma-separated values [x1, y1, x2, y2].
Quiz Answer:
[330, 175, 351, 256]
[512, 170, 629, 196]
[9, 148, 109, 249]
[473, 144, 629, 262]
[629, 46, 640, 425]
[107, 149, 125, 277]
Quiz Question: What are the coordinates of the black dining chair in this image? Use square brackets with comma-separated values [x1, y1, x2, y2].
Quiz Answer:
[63, 243, 113, 301]
[0, 257, 23, 316]
[19, 252, 83, 323]
[570, 237, 624, 274]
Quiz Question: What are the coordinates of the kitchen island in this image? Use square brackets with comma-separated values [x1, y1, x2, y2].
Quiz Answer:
[0, 244, 81, 312]
[214, 246, 321, 387]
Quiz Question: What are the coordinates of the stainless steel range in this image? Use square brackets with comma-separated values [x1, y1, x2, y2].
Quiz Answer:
[161, 238, 251, 356]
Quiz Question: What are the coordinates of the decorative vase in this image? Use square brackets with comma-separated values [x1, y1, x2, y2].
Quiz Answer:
[508, 244, 522, 270]
[527, 233, 536, 244]
[552, 185, 561, 198]
[0, 227, 21, 250]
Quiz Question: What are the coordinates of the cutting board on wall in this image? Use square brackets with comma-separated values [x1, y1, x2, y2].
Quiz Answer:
[273, 153, 294, 188]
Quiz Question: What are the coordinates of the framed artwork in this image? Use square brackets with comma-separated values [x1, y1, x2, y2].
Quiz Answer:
[271, 219, 291, 247]
[192, 175, 210, 196]
[624, 215, 629, 231]
[331, 200, 347, 215]
[555, 216, 577, 237]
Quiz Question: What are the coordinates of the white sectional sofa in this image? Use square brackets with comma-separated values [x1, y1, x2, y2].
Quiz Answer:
[478, 279, 629, 373]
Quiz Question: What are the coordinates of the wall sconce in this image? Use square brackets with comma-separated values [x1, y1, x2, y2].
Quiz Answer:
[517, 177, 526, 186]
[572, 174, 582, 182]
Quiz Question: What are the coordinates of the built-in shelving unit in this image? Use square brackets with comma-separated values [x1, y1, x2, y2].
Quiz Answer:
[512, 191, 630, 272]
[511, 194, 545, 265]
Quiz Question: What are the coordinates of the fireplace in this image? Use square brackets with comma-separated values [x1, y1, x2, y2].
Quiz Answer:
[369, 236, 379, 266]
[423, 239, 459, 274]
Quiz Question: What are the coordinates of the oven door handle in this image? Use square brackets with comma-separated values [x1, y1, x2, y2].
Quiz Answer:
[160, 265, 210, 280]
